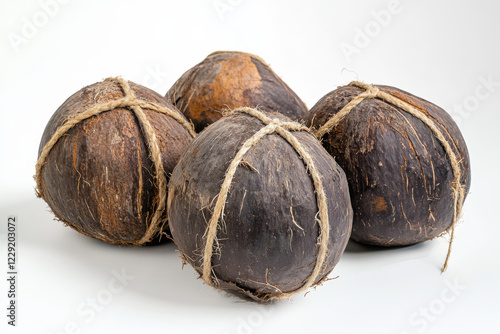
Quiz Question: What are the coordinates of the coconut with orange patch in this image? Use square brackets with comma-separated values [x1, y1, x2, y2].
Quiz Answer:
[166, 51, 308, 132]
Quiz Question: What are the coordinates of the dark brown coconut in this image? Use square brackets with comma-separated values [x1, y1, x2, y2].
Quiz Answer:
[167, 108, 352, 301]
[166, 51, 308, 132]
[36, 78, 195, 246]
[305, 82, 471, 247]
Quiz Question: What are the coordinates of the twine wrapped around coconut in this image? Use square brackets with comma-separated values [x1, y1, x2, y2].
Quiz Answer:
[199, 107, 330, 300]
[315, 81, 467, 272]
[168, 105, 354, 301]
[35, 77, 196, 246]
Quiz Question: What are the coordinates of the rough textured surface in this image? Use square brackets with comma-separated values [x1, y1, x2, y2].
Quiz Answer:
[166, 51, 308, 132]
[305, 84, 471, 246]
[167, 111, 352, 301]
[37, 80, 193, 245]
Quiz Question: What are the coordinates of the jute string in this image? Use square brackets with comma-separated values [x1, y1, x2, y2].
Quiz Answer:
[35, 77, 196, 245]
[315, 81, 466, 272]
[202, 107, 330, 300]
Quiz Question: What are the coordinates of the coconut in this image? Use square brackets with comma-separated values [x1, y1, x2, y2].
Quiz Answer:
[166, 51, 308, 132]
[305, 81, 471, 270]
[167, 107, 352, 301]
[35, 77, 195, 245]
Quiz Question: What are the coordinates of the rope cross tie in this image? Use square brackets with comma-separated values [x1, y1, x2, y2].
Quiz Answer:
[365, 86, 380, 98]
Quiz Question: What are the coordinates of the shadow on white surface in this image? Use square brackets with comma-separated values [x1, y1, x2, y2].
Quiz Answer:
[344, 238, 429, 253]
[2, 194, 239, 309]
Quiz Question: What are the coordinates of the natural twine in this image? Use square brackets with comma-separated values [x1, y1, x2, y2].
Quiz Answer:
[315, 81, 466, 272]
[201, 107, 331, 300]
[35, 77, 196, 246]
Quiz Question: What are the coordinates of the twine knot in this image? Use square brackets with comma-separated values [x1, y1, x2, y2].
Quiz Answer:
[365, 87, 380, 98]
[270, 118, 282, 127]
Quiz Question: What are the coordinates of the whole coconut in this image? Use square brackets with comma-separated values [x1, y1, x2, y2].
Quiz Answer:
[36, 77, 195, 246]
[167, 107, 352, 301]
[305, 81, 471, 270]
[166, 51, 308, 132]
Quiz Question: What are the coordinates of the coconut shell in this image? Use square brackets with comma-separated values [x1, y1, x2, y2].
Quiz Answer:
[166, 51, 308, 132]
[36, 78, 194, 245]
[167, 109, 352, 301]
[305, 84, 471, 246]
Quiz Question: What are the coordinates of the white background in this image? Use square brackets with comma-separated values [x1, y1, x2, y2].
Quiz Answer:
[1, 0, 499, 333]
